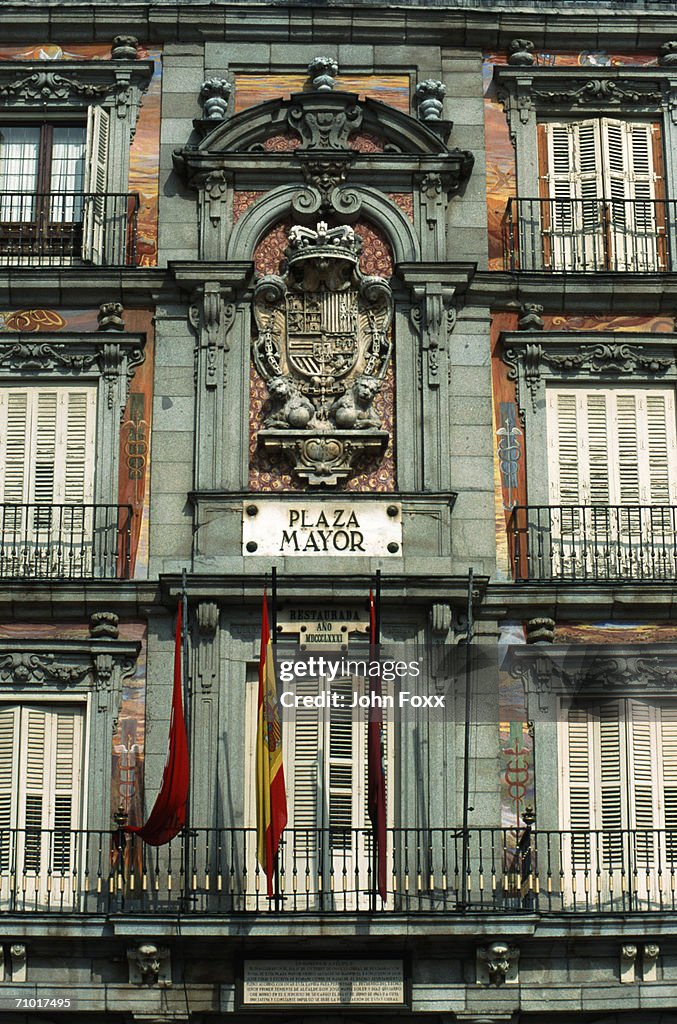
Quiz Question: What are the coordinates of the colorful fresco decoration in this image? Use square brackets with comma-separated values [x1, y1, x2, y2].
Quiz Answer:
[483, 51, 659, 270]
[0, 308, 98, 332]
[118, 310, 155, 579]
[555, 622, 677, 644]
[234, 73, 410, 114]
[0, 43, 162, 267]
[248, 217, 396, 493]
[498, 623, 534, 833]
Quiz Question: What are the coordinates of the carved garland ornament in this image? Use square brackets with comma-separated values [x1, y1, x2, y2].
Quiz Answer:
[253, 221, 393, 486]
[504, 341, 672, 412]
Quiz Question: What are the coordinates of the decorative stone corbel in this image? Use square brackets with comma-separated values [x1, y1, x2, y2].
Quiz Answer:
[127, 943, 171, 987]
[508, 39, 536, 66]
[525, 618, 555, 644]
[94, 653, 115, 692]
[111, 35, 139, 60]
[476, 941, 519, 985]
[642, 943, 660, 982]
[203, 170, 229, 226]
[410, 281, 456, 388]
[415, 80, 446, 121]
[659, 42, 677, 67]
[200, 78, 231, 120]
[308, 56, 338, 92]
[196, 601, 219, 692]
[430, 602, 452, 638]
[10, 945, 26, 983]
[518, 303, 543, 331]
[98, 302, 125, 332]
[620, 944, 638, 984]
[90, 612, 120, 640]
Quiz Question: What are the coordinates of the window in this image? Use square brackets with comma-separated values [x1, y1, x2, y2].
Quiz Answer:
[546, 386, 677, 578]
[538, 118, 665, 271]
[0, 107, 114, 265]
[246, 668, 391, 909]
[0, 386, 97, 578]
[561, 699, 677, 904]
[0, 703, 83, 906]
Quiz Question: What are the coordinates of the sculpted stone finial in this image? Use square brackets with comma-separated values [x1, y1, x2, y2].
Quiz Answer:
[127, 943, 171, 987]
[659, 42, 677, 67]
[308, 57, 338, 92]
[111, 35, 139, 60]
[508, 39, 536, 66]
[525, 618, 555, 644]
[98, 302, 125, 332]
[200, 78, 231, 120]
[415, 80, 446, 122]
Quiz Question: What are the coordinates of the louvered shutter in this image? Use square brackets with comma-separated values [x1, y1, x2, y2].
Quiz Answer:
[660, 706, 677, 862]
[600, 119, 659, 270]
[0, 707, 19, 874]
[82, 105, 110, 264]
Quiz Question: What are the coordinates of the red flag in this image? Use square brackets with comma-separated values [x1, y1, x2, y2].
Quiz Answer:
[127, 602, 189, 846]
[256, 591, 288, 897]
[368, 588, 387, 901]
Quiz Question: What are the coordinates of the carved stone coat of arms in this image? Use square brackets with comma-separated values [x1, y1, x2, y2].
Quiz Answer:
[253, 222, 394, 486]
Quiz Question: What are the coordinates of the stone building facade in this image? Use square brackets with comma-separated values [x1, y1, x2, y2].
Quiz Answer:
[0, 1, 675, 1022]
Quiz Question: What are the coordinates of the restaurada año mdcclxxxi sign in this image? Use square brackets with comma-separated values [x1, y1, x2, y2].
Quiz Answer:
[242, 501, 402, 556]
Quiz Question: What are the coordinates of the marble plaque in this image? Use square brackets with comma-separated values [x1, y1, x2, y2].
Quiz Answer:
[242, 500, 402, 556]
[242, 959, 405, 1005]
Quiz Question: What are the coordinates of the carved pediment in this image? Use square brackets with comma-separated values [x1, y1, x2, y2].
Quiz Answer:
[189, 90, 455, 156]
[0, 60, 153, 111]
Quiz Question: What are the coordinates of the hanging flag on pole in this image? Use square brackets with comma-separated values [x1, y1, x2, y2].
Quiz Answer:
[368, 583, 387, 902]
[127, 601, 189, 846]
[256, 589, 288, 897]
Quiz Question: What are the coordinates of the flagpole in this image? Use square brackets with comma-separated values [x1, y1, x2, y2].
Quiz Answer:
[460, 567, 474, 912]
[181, 567, 192, 908]
[271, 565, 281, 910]
[370, 570, 382, 911]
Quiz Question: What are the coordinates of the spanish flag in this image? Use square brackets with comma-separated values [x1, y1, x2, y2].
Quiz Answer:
[256, 591, 288, 897]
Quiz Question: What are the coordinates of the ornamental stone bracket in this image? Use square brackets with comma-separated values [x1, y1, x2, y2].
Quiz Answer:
[174, 265, 252, 391]
[195, 600, 219, 692]
[0, 60, 153, 117]
[476, 941, 520, 985]
[501, 331, 677, 417]
[259, 429, 388, 487]
[399, 263, 475, 388]
[127, 944, 171, 987]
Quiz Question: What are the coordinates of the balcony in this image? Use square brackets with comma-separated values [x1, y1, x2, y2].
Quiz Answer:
[2, 826, 676, 914]
[504, 197, 676, 273]
[0, 192, 139, 267]
[508, 504, 677, 582]
[0, 503, 132, 580]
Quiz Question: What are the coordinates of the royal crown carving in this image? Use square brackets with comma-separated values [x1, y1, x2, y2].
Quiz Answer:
[253, 221, 393, 486]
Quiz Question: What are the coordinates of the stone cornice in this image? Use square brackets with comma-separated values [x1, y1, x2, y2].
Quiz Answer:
[0, 5, 676, 52]
[0, 60, 153, 111]
[467, 271, 677, 315]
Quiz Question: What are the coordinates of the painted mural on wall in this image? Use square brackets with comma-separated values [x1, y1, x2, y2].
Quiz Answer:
[0, 621, 146, 827]
[483, 51, 659, 271]
[498, 623, 533, 833]
[0, 42, 162, 267]
[234, 73, 410, 114]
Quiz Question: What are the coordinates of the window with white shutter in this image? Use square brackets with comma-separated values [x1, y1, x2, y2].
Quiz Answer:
[0, 704, 83, 906]
[561, 699, 677, 897]
[245, 667, 391, 908]
[546, 386, 677, 579]
[82, 105, 110, 264]
[0, 386, 96, 578]
[539, 118, 664, 270]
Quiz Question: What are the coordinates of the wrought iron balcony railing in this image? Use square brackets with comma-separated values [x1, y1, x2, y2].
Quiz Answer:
[1, 825, 676, 914]
[0, 192, 139, 267]
[508, 504, 677, 582]
[504, 197, 676, 273]
[0, 503, 133, 580]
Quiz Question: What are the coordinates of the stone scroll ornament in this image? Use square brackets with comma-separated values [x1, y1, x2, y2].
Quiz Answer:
[252, 222, 393, 486]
